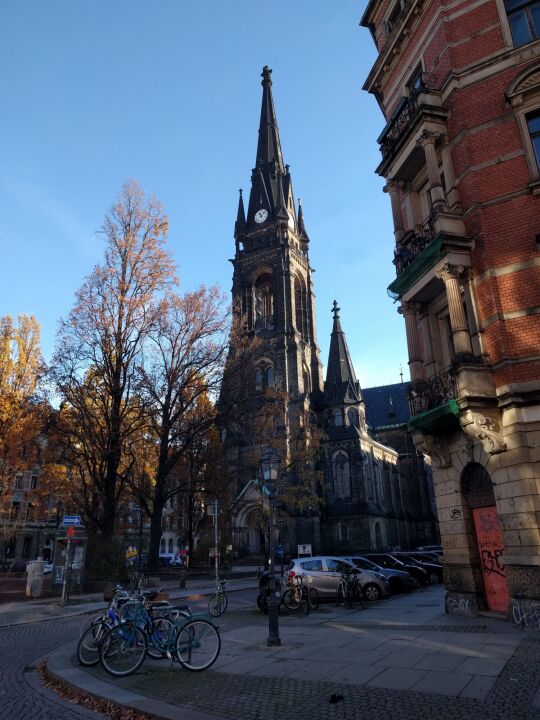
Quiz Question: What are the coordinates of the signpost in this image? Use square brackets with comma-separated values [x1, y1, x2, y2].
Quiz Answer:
[62, 515, 81, 526]
[297, 544, 312, 558]
[61, 526, 76, 605]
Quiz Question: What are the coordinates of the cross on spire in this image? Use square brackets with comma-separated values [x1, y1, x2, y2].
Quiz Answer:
[332, 300, 340, 320]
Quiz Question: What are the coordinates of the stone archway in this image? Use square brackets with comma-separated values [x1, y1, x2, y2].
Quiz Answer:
[462, 462, 510, 613]
[232, 500, 265, 558]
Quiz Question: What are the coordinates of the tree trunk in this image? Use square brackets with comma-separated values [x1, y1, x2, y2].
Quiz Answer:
[148, 496, 165, 572]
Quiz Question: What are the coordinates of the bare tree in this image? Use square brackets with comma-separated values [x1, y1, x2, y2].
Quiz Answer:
[133, 286, 230, 570]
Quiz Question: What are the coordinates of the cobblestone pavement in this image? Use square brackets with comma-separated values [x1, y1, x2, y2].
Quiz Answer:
[87, 632, 540, 720]
[0, 617, 104, 720]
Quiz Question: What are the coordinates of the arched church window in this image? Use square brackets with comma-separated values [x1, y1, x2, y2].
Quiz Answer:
[160, 538, 165, 552]
[338, 521, 350, 543]
[254, 273, 274, 329]
[255, 361, 275, 392]
[303, 367, 311, 395]
[347, 408, 359, 427]
[334, 410, 344, 427]
[168, 538, 173, 553]
[294, 275, 308, 338]
[332, 451, 351, 498]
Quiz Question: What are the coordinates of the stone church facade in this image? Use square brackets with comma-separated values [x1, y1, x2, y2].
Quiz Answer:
[221, 66, 437, 559]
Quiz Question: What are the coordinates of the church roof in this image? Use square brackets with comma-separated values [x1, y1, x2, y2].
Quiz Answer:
[363, 382, 411, 429]
[324, 301, 361, 405]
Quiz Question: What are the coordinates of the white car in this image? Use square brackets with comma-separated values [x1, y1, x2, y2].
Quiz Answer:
[288, 556, 391, 601]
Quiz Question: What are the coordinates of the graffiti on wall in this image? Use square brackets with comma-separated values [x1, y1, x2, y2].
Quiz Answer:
[512, 600, 540, 629]
[446, 593, 473, 617]
[473, 506, 509, 613]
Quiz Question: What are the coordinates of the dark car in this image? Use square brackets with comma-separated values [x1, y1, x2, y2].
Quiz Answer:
[365, 553, 429, 587]
[344, 556, 414, 594]
[396, 552, 443, 584]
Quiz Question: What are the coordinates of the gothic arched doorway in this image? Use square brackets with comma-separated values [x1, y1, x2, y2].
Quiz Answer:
[462, 462, 509, 613]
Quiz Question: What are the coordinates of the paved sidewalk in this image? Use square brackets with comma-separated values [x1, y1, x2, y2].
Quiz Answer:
[0, 577, 258, 627]
[46, 586, 540, 720]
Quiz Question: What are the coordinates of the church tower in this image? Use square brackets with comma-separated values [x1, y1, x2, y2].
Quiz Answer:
[224, 66, 323, 557]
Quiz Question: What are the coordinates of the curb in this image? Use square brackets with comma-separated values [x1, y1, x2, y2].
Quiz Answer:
[47, 640, 228, 720]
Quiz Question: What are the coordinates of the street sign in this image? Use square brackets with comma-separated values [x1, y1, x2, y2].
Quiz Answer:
[62, 515, 81, 526]
[66, 526, 76, 538]
[297, 544, 312, 557]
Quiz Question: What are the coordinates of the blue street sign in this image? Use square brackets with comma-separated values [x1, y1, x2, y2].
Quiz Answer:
[62, 515, 81, 526]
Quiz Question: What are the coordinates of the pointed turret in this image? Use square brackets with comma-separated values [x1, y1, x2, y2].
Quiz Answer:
[297, 198, 309, 242]
[324, 301, 362, 405]
[235, 189, 246, 237]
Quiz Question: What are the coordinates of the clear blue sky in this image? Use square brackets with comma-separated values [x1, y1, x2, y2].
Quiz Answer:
[0, 0, 408, 390]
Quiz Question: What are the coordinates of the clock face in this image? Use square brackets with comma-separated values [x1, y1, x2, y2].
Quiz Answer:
[254, 208, 268, 224]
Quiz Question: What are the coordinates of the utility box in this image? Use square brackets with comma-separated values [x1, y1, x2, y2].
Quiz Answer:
[51, 525, 88, 597]
[26, 559, 45, 598]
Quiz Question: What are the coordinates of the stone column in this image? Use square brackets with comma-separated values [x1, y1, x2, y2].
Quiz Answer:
[441, 137, 460, 210]
[398, 302, 424, 380]
[383, 180, 406, 243]
[416, 130, 446, 209]
[436, 264, 473, 355]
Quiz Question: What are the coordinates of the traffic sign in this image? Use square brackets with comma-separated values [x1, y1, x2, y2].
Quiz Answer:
[66, 526, 76, 538]
[62, 515, 81, 526]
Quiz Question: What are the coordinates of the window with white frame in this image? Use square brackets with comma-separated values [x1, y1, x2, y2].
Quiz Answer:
[255, 361, 275, 392]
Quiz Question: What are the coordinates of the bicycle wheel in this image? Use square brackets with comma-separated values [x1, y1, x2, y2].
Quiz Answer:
[256, 592, 268, 612]
[208, 592, 228, 617]
[281, 588, 301, 611]
[77, 622, 110, 667]
[301, 588, 310, 615]
[147, 617, 174, 659]
[345, 586, 354, 609]
[309, 588, 320, 611]
[175, 619, 221, 671]
[99, 624, 147, 677]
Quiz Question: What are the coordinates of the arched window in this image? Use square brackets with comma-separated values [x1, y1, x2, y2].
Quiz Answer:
[374, 522, 383, 550]
[294, 275, 308, 338]
[332, 451, 351, 498]
[334, 410, 344, 426]
[302, 368, 311, 395]
[254, 273, 274, 329]
[347, 408, 359, 427]
[338, 521, 350, 543]
[168, 538, 173, 553]
[255, 361, 275, 392]
[160, 538, 165, 552]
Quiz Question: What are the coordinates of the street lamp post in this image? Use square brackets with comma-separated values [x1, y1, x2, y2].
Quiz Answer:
[260, 454, 281, 647]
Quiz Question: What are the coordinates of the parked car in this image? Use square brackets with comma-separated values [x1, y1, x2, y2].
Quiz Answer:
[364, 553, 429, 587]
[159, 553, 175, 567]
[343, 556, 414, 594]
[394, 552, 443, 584]
[288, 556, 390, 601]
[416, 545, 442, 555]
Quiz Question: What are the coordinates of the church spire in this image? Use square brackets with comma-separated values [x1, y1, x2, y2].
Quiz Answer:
[324, 301, 362, 404]
[235, 189, 246, 234]
[297, 198, 309, 242]
[246, 66, 291, 227]
[255, 66, 285, 171]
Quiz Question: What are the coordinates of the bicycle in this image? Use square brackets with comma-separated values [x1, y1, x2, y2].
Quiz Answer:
[99, 598, 220, 677]
[336, 569, 366, 610]
[282, 574, 320, 614]
[208, 579, 228, 617]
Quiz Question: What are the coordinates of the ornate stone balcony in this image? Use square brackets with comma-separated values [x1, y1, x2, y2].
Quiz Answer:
[409, 368, 456, 416]
[376, 86, 447, 172]
[393, 217, 436, 275]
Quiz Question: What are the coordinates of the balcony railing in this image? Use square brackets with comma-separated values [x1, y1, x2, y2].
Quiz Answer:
[378, 87, 422, 160]
[393, 216, 436, 275]
[409, 368, 456, 417]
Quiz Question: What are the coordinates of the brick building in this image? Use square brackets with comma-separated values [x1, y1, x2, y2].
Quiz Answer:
[361, 0, 540, 622]
[221, 66, 437, 558]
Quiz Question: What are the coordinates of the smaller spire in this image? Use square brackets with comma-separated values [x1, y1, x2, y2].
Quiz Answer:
[235, 188, 246, 235]
[331, 300, 342, 332]
[276, 172, 288, 221]
[297, 198, 310, 242]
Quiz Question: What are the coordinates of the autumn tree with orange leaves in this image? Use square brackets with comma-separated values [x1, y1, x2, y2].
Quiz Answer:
[51, 182, 176, 570]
